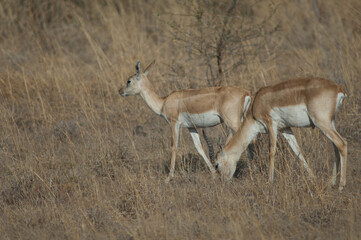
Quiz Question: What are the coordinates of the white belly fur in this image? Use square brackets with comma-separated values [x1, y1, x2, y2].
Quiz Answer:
[270, 105, 311, 129]
[178, 111, 222, 128]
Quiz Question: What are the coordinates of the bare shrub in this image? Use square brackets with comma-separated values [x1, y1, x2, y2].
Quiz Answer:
[164, 0, 279, 85]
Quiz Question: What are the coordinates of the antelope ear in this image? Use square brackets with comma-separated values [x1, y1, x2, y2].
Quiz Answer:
[135, 61, 141, 80]
[218, 136, 224, 152]
[144, 60, 155, 76]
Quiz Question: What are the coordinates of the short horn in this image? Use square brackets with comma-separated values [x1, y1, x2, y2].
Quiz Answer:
[144, 60, 156, 76]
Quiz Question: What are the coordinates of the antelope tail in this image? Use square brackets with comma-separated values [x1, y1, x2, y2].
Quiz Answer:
[202, 129, 214, 162]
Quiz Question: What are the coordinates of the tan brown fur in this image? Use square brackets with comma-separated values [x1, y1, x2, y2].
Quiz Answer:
[162, 86, 250, 129]
[216, 78, 347, 191]
[120, 61, 251, 182]
[252, 78, 346, 121]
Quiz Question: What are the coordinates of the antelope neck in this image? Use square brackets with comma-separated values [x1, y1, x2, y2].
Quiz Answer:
[139, 83, 164, 115]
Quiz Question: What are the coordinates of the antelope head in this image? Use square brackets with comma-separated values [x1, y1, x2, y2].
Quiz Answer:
[119, 60, 155, 97]
[214, 146, 237, 181]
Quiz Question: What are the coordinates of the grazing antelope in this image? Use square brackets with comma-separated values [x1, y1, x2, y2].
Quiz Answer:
[119, 61, 251, 182]
[215, 78, 347, 191]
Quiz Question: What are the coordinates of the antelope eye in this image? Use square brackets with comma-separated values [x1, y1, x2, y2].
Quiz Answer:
[127, 80, 131, 85]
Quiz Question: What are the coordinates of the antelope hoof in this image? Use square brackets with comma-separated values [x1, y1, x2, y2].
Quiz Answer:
[165, 177, 171, 184]
[330, 178, 337, 186]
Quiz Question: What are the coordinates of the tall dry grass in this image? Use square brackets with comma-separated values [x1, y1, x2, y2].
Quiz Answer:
[0, 0, 360, 239]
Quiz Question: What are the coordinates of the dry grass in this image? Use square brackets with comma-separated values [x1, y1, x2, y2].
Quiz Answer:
[0, 0, 360, 239]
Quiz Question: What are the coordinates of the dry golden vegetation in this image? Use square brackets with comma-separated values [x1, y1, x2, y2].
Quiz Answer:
[0, 0, 360, 239]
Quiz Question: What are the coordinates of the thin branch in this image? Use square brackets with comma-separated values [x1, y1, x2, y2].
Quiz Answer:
[216, 0, 239, 80]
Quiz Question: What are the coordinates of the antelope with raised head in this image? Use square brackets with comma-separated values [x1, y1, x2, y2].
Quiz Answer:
[119, 61, 251, 182]
[215, 78, 347, 191]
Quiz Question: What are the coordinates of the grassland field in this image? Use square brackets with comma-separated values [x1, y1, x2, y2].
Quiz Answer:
[0, 0, 360, 239]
